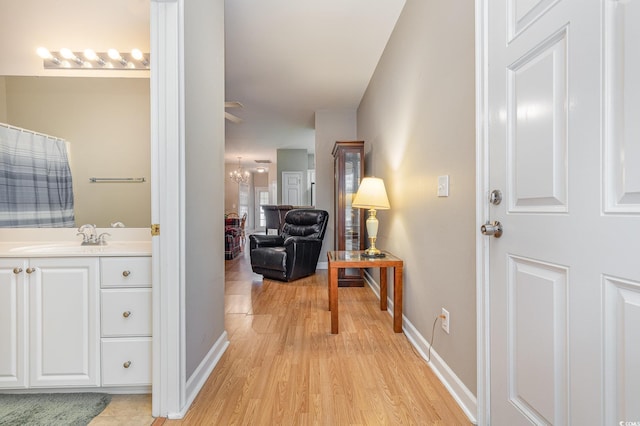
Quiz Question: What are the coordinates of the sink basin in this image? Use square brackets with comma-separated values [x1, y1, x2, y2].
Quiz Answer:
[7, 241, 151, 256]
[10, 242, 106, 254]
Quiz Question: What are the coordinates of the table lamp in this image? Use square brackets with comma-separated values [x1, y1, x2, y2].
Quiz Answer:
[352, 177, 390, 257]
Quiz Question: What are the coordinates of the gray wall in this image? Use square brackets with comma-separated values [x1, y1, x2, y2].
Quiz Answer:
[314, 109, 357, 265]
[357, 0, 477, 393]
[184, 0, 226, 380]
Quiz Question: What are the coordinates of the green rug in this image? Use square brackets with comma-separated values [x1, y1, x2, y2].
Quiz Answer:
[0, 393, 111, 426]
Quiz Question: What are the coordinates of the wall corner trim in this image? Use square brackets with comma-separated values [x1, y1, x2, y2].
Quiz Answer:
[169, 331, 230, 419]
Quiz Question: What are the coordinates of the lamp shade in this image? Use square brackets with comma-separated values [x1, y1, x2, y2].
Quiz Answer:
[352, 177, 390, 210]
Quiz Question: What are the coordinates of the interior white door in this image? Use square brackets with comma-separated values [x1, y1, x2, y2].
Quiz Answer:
[282, 171, 303, 205]
[486, 0, 640, 424]
[255, 187, 269, 229]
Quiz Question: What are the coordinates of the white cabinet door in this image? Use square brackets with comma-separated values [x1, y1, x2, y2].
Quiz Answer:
[29, 258, 100, 388]
[0, 259, 28, 388]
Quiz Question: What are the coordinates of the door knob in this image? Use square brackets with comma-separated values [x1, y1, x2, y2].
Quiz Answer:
[481, 221, 503, 238]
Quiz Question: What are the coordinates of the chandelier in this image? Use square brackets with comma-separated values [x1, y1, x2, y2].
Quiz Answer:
[229, 157, 250, 184]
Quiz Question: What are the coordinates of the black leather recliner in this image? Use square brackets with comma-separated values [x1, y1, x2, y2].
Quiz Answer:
[249, 209, 329, 282]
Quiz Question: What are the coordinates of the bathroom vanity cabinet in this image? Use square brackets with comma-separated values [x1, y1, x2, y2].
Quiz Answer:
[0, 251, 151, 391]
[0, 257, 100, 388]
[100, 257, 152, 386]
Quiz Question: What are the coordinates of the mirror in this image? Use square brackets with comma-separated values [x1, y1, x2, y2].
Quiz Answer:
[0, 75, 151, 228]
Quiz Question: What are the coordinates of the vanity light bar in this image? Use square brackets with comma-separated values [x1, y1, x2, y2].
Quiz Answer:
[37, 47, 150, 70]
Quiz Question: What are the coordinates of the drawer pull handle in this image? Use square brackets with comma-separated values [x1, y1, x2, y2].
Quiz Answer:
[26, 267, 36, 274]
[13, 267, 23, 274]
[123, 311, 131, 318]
[122, 270, 131, 277]
[123, 361, 132, 369]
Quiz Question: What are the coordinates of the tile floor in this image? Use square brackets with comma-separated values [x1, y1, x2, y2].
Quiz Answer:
[89, 394, 155, 425]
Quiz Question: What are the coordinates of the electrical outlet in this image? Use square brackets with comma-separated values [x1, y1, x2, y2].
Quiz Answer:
[441, 308, 450, 334]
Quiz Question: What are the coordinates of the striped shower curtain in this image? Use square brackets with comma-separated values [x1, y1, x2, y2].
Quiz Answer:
[0, 125, 75, 227]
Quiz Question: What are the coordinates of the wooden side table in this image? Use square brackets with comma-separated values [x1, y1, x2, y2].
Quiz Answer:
[327, 250, 404, 334]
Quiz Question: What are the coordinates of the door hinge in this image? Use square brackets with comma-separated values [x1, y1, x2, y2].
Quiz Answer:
[151, 224, 160, 236]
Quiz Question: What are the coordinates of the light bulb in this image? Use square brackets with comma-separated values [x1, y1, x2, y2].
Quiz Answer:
[131, 49, 143, 60]
[36, 47, 52, 59]
[108, 49, 121, 60]
[83, 49, 105, 66]
[83, 49, 97, 60]
[60, 48, 74, 59]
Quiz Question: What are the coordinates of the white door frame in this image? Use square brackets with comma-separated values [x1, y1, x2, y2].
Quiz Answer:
[475, 1, 490, 424]
[150, 0, 185, 418]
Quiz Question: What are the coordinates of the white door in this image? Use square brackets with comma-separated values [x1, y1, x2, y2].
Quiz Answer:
[238, 182, 249, 219]
[484, 0, 640, 424]
[255, 187, 270, 229]
[29, 258, 100, 387]
[0, 259, 28, 388]
[282, 171, 303, 205]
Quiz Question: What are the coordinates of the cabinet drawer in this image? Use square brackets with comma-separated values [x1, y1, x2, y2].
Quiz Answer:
[101, 338, 151, 386]
[101, 289, 152, 337]
[101, 257, 151, 288]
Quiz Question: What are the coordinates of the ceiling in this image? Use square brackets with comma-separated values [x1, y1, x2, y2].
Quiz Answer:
[224, 0, 406, 168]
[0, 0, 406, 169]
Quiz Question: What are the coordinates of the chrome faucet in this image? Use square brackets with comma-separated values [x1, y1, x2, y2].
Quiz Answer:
[77, 224, 109, 245]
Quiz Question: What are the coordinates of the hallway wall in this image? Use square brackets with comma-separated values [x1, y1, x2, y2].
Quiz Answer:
[357, 0, 477, 393]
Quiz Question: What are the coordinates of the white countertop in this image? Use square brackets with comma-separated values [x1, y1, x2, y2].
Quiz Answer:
[0, 241, 152, 257]
[0, 228, 152, 257]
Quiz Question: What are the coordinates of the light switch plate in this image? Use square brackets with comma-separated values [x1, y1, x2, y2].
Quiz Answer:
[437, 175, 449, 197]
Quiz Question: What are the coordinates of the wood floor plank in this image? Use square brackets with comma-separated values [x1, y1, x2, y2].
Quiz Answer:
[165, 247, 471, 425]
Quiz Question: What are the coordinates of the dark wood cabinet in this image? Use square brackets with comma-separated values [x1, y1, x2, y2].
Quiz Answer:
[332, 141, 365, 286]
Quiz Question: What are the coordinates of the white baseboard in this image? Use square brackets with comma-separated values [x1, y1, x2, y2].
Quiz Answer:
[363, 272, 478, 424]
[170, 331, 230, 419]
[317, 261, 327, 270]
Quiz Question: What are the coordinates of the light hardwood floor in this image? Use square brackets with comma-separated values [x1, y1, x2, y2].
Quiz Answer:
[163, 247, 471, 425]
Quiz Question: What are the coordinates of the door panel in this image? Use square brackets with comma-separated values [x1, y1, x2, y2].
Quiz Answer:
[508, 27, 568, 212]
[509, 0, 562, 41]
[604, 276, 640, 423]
[30, 258, 99, 387]
[508, 256, 568, 425]
[604, 0, 640, 213]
